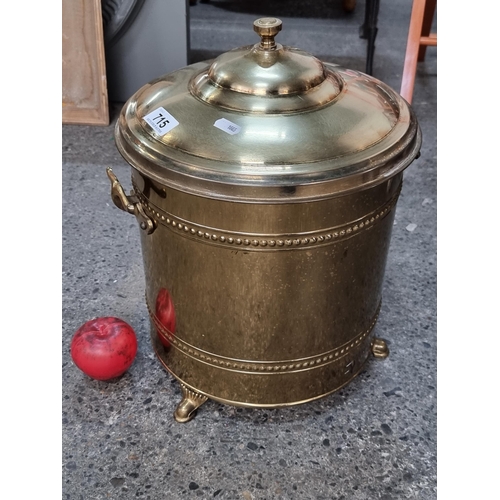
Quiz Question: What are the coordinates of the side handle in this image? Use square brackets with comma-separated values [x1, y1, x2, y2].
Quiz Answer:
[106, 168, 155, 235]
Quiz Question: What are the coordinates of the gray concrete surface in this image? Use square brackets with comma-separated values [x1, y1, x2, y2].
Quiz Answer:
[62, 1, 436, 498]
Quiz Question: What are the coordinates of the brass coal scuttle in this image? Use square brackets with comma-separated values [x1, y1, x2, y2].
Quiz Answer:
[108, 18, 421, 422]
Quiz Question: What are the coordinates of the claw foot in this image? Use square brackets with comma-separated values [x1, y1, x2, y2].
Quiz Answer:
[371, 338, 389, 359]
[174, 384, 208, 423]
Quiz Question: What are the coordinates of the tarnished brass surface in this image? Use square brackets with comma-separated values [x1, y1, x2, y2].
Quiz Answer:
[372, 338, 390, 358]
[115, 65, 419, 201]
[107, 168, 155, 234]
[174, 384, 208, 423]
[134, 171, 401, 407]
[111, 18, 422, 419]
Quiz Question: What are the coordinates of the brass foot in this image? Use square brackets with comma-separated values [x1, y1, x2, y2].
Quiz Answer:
[371, 338, 389, 359]
[174, 383, 208, 423]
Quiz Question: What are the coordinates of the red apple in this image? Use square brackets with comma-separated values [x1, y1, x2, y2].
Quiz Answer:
[70, 317, 137, 381]
[155, 288, 176, 347]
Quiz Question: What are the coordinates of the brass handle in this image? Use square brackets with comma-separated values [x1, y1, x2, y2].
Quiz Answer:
[253, 17, 282, 50]
[106, 168, 155, 234]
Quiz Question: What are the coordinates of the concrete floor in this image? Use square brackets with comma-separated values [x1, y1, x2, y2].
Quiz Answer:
[62, 1, 436, 498]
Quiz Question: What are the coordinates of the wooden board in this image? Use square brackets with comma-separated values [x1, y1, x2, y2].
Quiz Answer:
[62, 0, 109, 125]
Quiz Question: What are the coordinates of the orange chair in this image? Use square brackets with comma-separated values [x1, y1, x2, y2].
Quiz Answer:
[400, 0, 437, 103]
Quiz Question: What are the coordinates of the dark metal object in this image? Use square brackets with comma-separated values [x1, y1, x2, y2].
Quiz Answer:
[360, 0, 380, 75]
[189, 0, 381, 75]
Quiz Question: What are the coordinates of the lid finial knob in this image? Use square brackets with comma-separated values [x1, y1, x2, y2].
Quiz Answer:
[253, 17, 282, 50]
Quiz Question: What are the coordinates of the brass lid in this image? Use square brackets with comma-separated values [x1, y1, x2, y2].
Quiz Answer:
[190, 18, 342, 113]
[115, 17, 421, 202]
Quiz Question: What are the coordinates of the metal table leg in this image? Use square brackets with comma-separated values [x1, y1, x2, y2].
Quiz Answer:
[360, 0, 380, 75]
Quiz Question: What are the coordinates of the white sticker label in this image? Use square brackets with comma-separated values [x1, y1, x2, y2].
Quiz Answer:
[214, 118, 241, 135]
[143, 107, 179, 136]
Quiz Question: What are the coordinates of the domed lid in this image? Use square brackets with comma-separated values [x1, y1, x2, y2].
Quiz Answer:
[190, 18, 342, 114]
[115, 17, 421, 202]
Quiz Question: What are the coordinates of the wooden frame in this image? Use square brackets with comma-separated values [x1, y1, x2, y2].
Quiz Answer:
[400, 0, 437, 104]
[62, 0, 109, 125]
